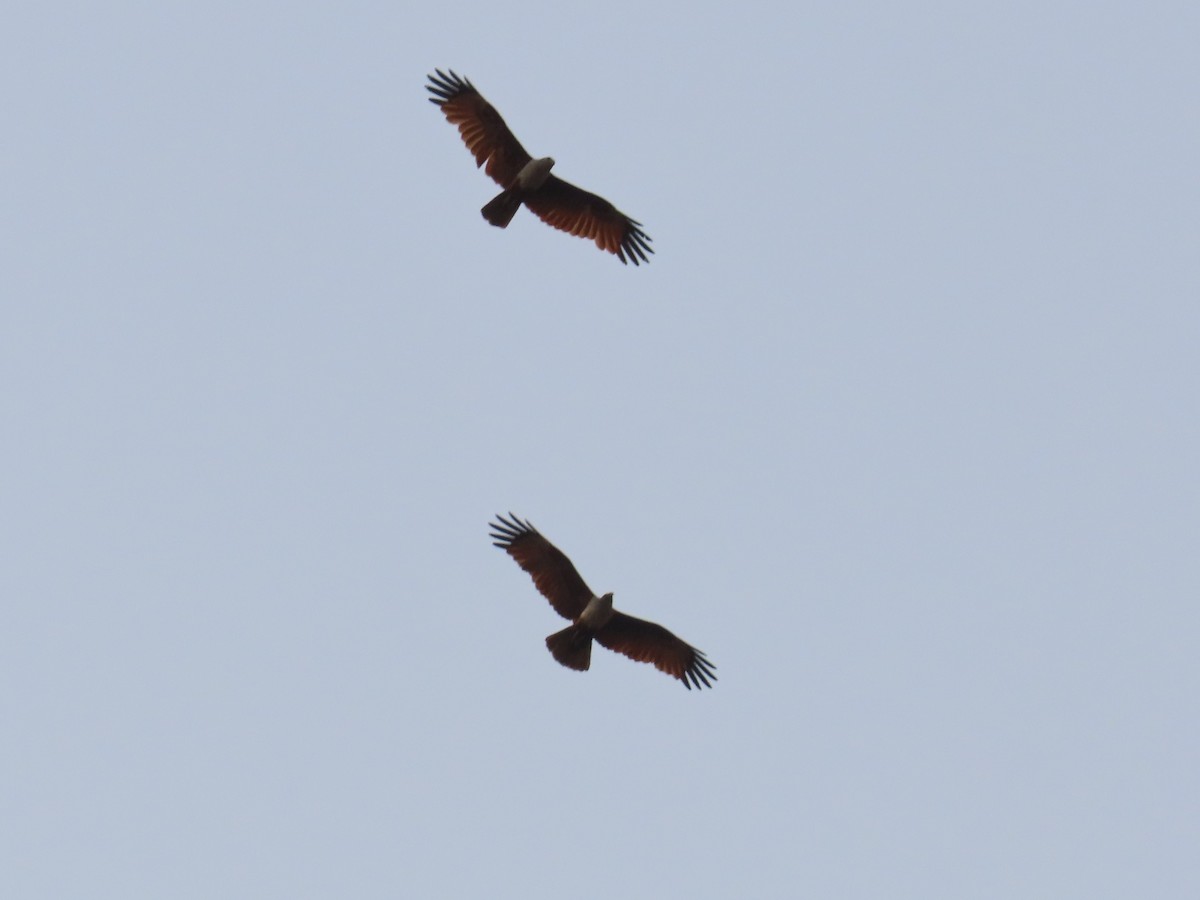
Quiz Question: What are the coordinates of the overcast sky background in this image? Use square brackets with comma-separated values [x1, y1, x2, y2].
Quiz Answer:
[3, 2, 1198, 897]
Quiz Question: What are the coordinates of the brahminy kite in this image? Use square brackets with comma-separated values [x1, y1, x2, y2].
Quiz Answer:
[427, 70, 653, 265]
[489, 514, 716, 689]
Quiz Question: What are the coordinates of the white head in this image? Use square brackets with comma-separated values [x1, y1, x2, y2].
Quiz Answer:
[516, 156, 556, 190]
[579, 592, 616, 629]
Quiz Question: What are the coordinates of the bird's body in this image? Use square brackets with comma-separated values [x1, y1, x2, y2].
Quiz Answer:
[515, 157, 555, 190]
[577, 592, 615, 630]
[480, 156, 557, 228]
[427, 70, 653, 265]
[489, 514, 716, 689]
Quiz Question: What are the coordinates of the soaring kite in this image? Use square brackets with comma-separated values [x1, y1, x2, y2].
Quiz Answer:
[489, 514, 716, 689]
[427, 70, 653, 265]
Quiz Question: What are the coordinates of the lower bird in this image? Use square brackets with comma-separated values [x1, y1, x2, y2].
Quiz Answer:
[489, 513, 716, 690]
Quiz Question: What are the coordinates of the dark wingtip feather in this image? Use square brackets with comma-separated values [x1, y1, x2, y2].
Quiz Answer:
[682, 650, 717, 690]
[488, 512, 538, 549]
[426, 69, 476, 106]
[618, 218, 654, 266]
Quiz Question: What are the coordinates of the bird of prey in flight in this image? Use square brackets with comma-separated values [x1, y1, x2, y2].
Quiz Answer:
[489, 514, 716, 689]
[427, 70, 653, 265]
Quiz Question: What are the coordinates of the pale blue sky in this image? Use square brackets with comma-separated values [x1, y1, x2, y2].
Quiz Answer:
[3, 2, 1198, 897]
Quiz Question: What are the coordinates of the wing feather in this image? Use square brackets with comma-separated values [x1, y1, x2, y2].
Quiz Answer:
[427, 70, 532, 188]
[524, 175, 654, 266]
[489, 513, 593, 620]
[595, 612, 717, 690]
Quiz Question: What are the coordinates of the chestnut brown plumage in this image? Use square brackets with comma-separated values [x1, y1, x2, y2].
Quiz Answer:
[489, 514, 716, 690]
[427, 70, 653, 265]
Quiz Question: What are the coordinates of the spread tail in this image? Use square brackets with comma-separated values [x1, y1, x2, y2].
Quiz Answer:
[481, 190, 522, 228]
[545, 624, 592, 671]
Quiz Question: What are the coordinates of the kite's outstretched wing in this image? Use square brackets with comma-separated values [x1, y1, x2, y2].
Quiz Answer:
[596, 612, 717, 690]
[524, 176, 654, 266]
[490, 514, 594, 620]
[427, 70, 532, 188]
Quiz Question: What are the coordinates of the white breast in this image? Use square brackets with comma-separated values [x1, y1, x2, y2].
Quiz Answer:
[515, 156, 555, 190]
[578, 593, 615, 629]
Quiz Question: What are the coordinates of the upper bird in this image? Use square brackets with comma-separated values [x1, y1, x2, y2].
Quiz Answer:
[427, 70, 653, 265]
[490, 514, 716, 689]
